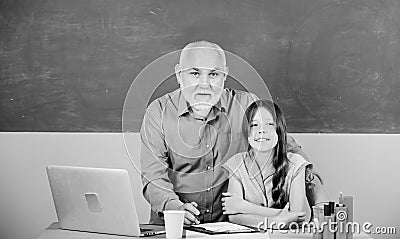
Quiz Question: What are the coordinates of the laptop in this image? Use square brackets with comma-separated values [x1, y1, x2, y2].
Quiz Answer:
[46, 165, 165, 237]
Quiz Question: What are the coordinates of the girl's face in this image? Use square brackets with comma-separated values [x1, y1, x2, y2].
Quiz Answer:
[248, 107, 278, 153]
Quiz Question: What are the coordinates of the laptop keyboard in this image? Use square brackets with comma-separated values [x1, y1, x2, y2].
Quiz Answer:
[140, 228, 153, 232]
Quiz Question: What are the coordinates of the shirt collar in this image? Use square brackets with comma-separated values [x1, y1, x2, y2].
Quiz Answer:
[177, 93, 190, 116]
[244, 151, 263, 180]
[243, 151, 267, 196]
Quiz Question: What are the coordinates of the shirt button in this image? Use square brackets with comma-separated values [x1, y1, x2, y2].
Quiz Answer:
[206, 209, 210, 213]
[206, 165, 212, 170]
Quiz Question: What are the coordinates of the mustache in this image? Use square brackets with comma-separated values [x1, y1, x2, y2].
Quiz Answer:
[194, 92, 213, 95]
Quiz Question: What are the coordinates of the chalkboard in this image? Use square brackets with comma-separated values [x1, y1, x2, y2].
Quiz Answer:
[1, 0, 399, 133]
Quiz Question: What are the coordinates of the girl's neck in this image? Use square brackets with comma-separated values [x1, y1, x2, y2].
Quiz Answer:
[250, 148, 274, 169]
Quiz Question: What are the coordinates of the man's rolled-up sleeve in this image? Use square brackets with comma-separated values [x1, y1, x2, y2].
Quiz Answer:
[140, 104, 183, 214]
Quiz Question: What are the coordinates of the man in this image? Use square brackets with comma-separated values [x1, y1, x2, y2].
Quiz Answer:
[140, 41, 326, 225]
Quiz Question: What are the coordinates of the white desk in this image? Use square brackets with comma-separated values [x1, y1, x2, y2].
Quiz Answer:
[36, 223, 373, 239]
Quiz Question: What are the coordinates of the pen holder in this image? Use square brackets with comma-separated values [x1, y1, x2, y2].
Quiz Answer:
[312, 205, 324, 239]
[335, 204, 347, 239]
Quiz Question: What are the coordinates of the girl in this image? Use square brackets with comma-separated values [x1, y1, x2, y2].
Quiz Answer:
[221, 100, 310, 228]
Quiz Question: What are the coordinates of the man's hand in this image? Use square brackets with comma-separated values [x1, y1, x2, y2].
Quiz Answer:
[305, 169, 328, 206]
[178, 202, 200, 225]
[221, 192, 246, 215]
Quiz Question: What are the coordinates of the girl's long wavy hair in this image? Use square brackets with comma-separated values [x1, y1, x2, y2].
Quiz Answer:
[242, 100, 289, 209]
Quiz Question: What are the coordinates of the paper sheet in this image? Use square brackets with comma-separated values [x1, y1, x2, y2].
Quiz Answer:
[191, 222, 254, 232]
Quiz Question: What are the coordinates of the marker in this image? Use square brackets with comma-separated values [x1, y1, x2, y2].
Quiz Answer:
[329, 201, 335, 217]
[323, 204, 335, 239]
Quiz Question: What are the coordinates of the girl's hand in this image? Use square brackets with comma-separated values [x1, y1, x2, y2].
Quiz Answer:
[272, 203, 306, 228]
[221, 192, 246, 215]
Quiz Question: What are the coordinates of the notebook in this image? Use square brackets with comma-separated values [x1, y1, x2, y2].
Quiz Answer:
[46, 165, 165, 237]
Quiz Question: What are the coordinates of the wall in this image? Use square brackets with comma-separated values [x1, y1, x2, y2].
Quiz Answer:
[0, 132, 399, 239]
[0, 132, 149, 239]
[1, 0, 400, 133]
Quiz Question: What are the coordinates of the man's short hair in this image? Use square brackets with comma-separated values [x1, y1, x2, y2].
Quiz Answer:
[179, 40, 227, 66]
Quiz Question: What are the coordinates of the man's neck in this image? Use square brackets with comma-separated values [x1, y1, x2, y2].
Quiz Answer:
[190, 107, 212, 120]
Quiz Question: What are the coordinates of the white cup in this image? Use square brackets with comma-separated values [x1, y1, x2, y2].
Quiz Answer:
[163, 210, 186, 239]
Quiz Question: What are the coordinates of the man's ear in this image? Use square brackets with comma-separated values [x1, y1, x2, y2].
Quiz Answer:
[223, 66, 229, 82]
[175, 64, 181, 85]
